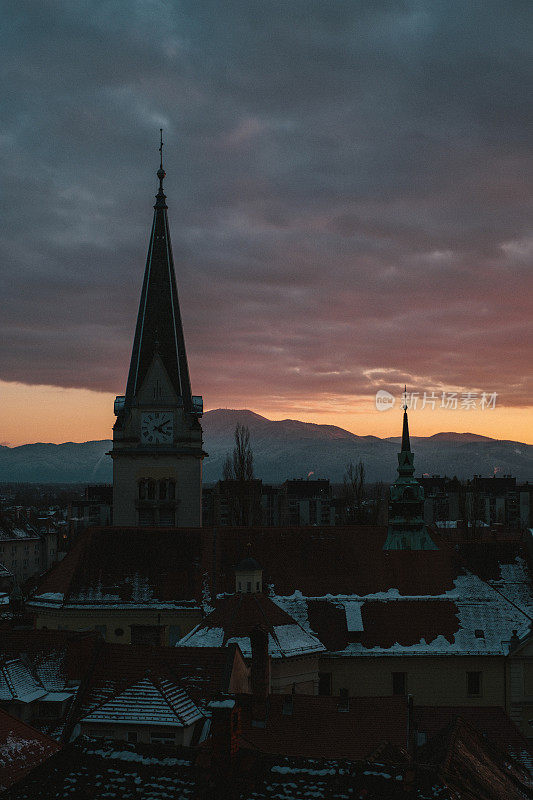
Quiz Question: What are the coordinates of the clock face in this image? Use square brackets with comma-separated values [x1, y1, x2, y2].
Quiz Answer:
[141, 411, 174, 444]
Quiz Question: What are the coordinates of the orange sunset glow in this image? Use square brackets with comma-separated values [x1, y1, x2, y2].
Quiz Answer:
[2, 380, 532, 448]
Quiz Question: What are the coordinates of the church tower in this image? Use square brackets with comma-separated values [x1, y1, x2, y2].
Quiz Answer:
[111, 135, 206, 526]
[383, 399, 437, 550]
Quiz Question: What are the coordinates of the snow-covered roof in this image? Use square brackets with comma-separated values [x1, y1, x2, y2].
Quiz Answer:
[273, 559, 533, 657]
[0, 528, 40, 541]
[0, 659, 47, 704]
[81, 677, 203, 728]
[0, 708, 60, 792]
[176, 593, 325, 659]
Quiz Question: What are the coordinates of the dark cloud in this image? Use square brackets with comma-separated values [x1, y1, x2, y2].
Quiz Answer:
[1, 1, 532, 413]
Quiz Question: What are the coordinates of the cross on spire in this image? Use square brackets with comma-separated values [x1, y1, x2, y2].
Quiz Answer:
[156, 128, 166, 198]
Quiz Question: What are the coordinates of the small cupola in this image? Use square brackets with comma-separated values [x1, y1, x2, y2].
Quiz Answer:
[235, 547, 263, 594]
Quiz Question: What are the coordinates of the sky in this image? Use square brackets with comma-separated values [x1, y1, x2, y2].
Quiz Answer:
[1, 1, 532, 446]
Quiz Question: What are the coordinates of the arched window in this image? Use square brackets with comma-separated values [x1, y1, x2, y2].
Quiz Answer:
[159, 479, 167, 500]
[147, 480, 156, 500]
[138, 480, 147, 500]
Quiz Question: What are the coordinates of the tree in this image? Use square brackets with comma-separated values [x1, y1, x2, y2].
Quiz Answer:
[220, 425, 259, 525]
[341, 460, 367, 523]
[223, 424, 254, 482]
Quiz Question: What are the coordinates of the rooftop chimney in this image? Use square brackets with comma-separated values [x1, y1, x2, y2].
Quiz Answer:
[250, 624, 270, 726]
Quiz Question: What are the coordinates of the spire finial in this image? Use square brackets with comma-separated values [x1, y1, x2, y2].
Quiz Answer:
[401, 386, 411, 453]
[156, 129, 166, 191]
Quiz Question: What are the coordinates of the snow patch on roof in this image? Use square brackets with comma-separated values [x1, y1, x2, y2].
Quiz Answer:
[178, 626, 225, 648]
[81, 677, 203, 728]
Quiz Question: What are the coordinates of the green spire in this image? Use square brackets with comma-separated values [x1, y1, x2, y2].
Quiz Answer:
[383, 396, 437, 551]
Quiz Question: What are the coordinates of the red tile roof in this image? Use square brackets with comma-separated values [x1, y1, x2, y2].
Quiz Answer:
[31, 525, 531, 609]
[203, 525, 460, 597]
[0, 707, 60, 791]
[438, 716, 533, 800]
[179, 593, 324, 657]
[33, 527, 203, 604]
[75, 642, 245, 718]
[360, 600, 460, 648]
[0, 629, 101, 685]
[237, 693, 410, 761]
[415, 705, 533, 759]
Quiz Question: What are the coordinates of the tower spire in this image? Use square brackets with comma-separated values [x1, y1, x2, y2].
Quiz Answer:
[401, 386, 411, 453]
[155, 129, 167, 209]
[123, 133, 193, 410]
[383, 387, 437, 551]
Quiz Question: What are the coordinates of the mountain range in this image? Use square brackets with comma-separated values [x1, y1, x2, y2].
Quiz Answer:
[0, 409, 531, 484]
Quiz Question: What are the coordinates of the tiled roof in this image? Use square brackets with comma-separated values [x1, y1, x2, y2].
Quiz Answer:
[204, 525, 459, 597]
[437, 716, 533, 800]
[0, 629, 101, 690]
[0, 659, 48, 704]
[31, 525, 532, 606]
[0, 707, 60, 791]
[237, 693, 409, 761]
[5, 709, 533, 799]
[178, 593, 325, 658]
[31, 528, 203, 606]
[74, 642, 245, 723]
[276, 560, 533, 656]
[28, 526, 533, 660]
[81, 676, 203, 728]
[415, 705, 533, 764]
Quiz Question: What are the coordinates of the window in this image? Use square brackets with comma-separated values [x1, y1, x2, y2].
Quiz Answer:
[474, 629, 485, 639]
[392, 672, 407, 695]
[282, 695, 294, 715]
[159, 479, 167, 500]
[247, 581, 251, 592]
[150, 730, 175, 745]
[130, 625, 163, 646]
[139, 480, 147, 500]
[127, 731, 138, 743]
[147, 480, 156, 500]
[114, 628, 124, 637]
[467, 671, 482, 696]
[168, 480, 176, 500]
